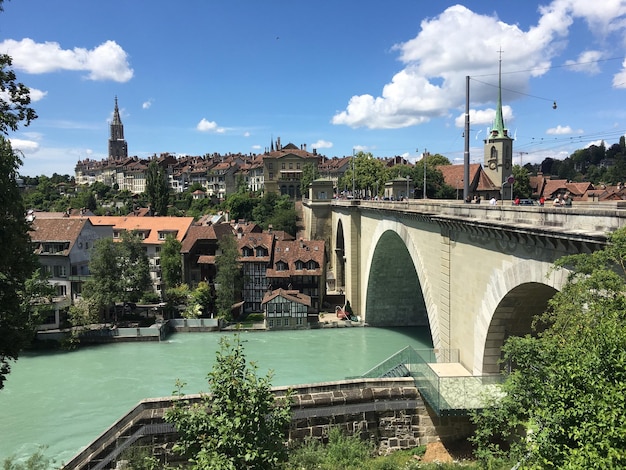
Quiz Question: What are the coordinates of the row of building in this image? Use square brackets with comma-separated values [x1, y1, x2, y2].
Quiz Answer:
[30, 211, 326, 330]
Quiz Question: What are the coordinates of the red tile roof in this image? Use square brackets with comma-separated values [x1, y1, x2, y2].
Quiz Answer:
[262, 288, 311, 307]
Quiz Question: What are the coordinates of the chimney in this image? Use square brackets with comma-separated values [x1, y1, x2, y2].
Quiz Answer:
[304, 143, 307, 151]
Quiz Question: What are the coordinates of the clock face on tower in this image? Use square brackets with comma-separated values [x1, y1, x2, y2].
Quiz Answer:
[489, 161, 497, 170]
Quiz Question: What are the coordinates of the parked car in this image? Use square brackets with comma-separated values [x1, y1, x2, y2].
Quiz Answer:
[518, 199, 536, 205]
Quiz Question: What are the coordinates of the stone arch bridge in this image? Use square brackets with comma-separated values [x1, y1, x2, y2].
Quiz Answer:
[303, 199, 625, 375]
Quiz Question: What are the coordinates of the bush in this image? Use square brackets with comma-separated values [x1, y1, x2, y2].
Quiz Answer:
[245, 313, 265, 322]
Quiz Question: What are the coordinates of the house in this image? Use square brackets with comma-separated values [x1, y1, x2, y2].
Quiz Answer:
[265, 238, 325, 315]
[263, 138, 321, 198]
[437, 163, 499, 201]
[180, 222, 234, 287]
[30, 217, 113, 329]
[238, 232, 275, 314]
[384, 177, 414, 200]
[89, 216, 195, 295]
[262, 288, 311, 329]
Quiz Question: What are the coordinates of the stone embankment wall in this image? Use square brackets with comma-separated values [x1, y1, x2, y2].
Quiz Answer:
[63, 378, 473, 469]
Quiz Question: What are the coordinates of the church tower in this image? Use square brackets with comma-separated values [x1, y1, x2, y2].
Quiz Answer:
[108, 97, 128, 160]
[483, 54, 513, 200]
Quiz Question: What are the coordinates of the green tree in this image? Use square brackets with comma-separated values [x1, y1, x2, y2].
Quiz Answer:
[165, 334, 293, 469]
[252, 191, 280, 224]
[82, 238, 121, 320]
[192, 281, 214, 317]
[118, 231, 151, 303]
[224, 191, 256, 222]
[161, 234, 183, 290]
[511, 165, 532, 199]
[472, 227, 626, 468]
[214, 234, 241, 320]
[339, 152, 386, 198]
[299, 161, 320, 196]
[0, 52, 39, 389]
[145, 161, 170, 216]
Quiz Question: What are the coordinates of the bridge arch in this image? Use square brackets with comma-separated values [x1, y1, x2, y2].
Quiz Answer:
[362, 219, 440, 349]
[474, 260, 568, 374]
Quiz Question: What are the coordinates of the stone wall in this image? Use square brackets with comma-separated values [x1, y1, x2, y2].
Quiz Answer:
[63, 378, 474, 469]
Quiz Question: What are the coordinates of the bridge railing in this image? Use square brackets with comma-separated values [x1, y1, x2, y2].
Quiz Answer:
[358, 346, 505, 415]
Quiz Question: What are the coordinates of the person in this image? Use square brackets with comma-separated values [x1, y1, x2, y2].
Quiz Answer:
[489, 196, 497, 206]
[553, 195, 561, 206]
[563, 193, 572, 207]
[539, 196, 545, 206]
[514, 197, 520, 206]
[476, 195, 481, 204]
[465, 195, 471, 204]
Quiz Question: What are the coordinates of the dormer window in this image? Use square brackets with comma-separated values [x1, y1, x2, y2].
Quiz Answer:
[307, 260, 319, 270]
[242, 247, 253, 257]
[256, 247, 268, 257]
[295, 260, 305, 270]
[276, 261, 288, 271]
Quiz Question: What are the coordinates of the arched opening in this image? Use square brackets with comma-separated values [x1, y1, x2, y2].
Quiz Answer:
[335, 220, 345, 291]
[482, 282, 557, 374]
[365, 230, 428, 328]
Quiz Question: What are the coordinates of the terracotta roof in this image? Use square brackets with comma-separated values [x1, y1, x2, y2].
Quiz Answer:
[262, 288, 311, 307]
[181, 225, 217, 253]
[542, 179, 569, 198]
[238, 232, 275, 263]
[89, 216, 194, 244]
[266, 239, 325, 278]
[30, 218, 90, 254]
[197, 255, 216, 264]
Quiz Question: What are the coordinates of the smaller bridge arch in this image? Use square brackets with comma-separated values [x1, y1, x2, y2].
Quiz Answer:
[473, 259, 568, 374]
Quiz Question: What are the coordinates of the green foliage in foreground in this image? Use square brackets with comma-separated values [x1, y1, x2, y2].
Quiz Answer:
[471, 226, 626, 468]
[2, 447, 54, 470]
[165, 334, 293, 469]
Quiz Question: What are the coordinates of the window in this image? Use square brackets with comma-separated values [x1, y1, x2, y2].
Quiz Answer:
[268, 319, 274, 328]
[256, 247, 267, 257]
[276, 261, 288, 271]
[269, 172, 274, 180]
[307, 260, 319, 270]
[296, 317, 304, 326]
[295, 260, 304, 270]
[297, 163, 301, 170]
[289, 162, 293, 169]
[56, 285, 67, 297]
[269, 162, 273, 170]
[156, 246, 161, 253]
[281, 163, 285, 170]
[53, 265, 67, 278]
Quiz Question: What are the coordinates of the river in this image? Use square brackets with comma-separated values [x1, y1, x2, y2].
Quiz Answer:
[0, 326, 432, 466]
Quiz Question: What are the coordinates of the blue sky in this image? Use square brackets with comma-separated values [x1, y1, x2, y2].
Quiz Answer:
[2, 0, 626, 177]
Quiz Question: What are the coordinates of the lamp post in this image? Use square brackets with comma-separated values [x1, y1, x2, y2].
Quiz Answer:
[406, 176, 410, 202]
[423, 149, 427, 199]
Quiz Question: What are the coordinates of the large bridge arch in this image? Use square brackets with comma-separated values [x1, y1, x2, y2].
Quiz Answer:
[362, 219, 441, 350]
[473, 259, 569, 374]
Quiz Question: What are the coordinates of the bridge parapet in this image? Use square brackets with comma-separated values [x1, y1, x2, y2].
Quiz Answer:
[333, 199, 625, 244]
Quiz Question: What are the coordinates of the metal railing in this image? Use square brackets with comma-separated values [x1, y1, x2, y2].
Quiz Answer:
[359, 346, 505, 416]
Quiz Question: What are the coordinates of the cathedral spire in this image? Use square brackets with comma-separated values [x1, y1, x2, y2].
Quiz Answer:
[108, 96, 128, 160]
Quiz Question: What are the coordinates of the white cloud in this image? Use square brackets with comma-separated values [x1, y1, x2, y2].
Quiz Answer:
[196, 118, 225, 133]
[546, 125, 583, 135]
[244, 131, 251, 137]
[332, 1, 626, 130]
[454, 106, 514, 128]
[29, 88, 47, 102]
[10, 138, 40, 153]
[310, 139, 333, 149]
[613, 58, 626, 89]
[0, 38, 133, 82]
[565, 50, 604, 74]
[142, 99, 153, 109]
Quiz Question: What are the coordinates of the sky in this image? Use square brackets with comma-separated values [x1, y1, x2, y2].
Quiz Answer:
[2, 0, 626, 177]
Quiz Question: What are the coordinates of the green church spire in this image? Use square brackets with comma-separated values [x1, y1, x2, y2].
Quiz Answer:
[491, 50, 510, 140]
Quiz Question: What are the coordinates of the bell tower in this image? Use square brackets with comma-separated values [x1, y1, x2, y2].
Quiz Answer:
[483, 52, 513, 200]
[108, 96, 128, 160]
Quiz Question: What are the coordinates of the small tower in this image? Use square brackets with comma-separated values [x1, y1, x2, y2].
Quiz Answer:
[483, 52, 513, 199]
[108, 96, 128, 161]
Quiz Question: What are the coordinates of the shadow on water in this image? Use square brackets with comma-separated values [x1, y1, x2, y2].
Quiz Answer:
[376, 326, 434, 348]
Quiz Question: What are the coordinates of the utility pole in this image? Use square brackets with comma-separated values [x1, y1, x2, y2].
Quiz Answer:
[518, 152, 528, 166]
[352, 149, 355, 198]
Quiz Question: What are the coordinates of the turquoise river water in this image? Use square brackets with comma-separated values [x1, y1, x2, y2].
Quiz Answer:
[0, 327, 432, 465]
